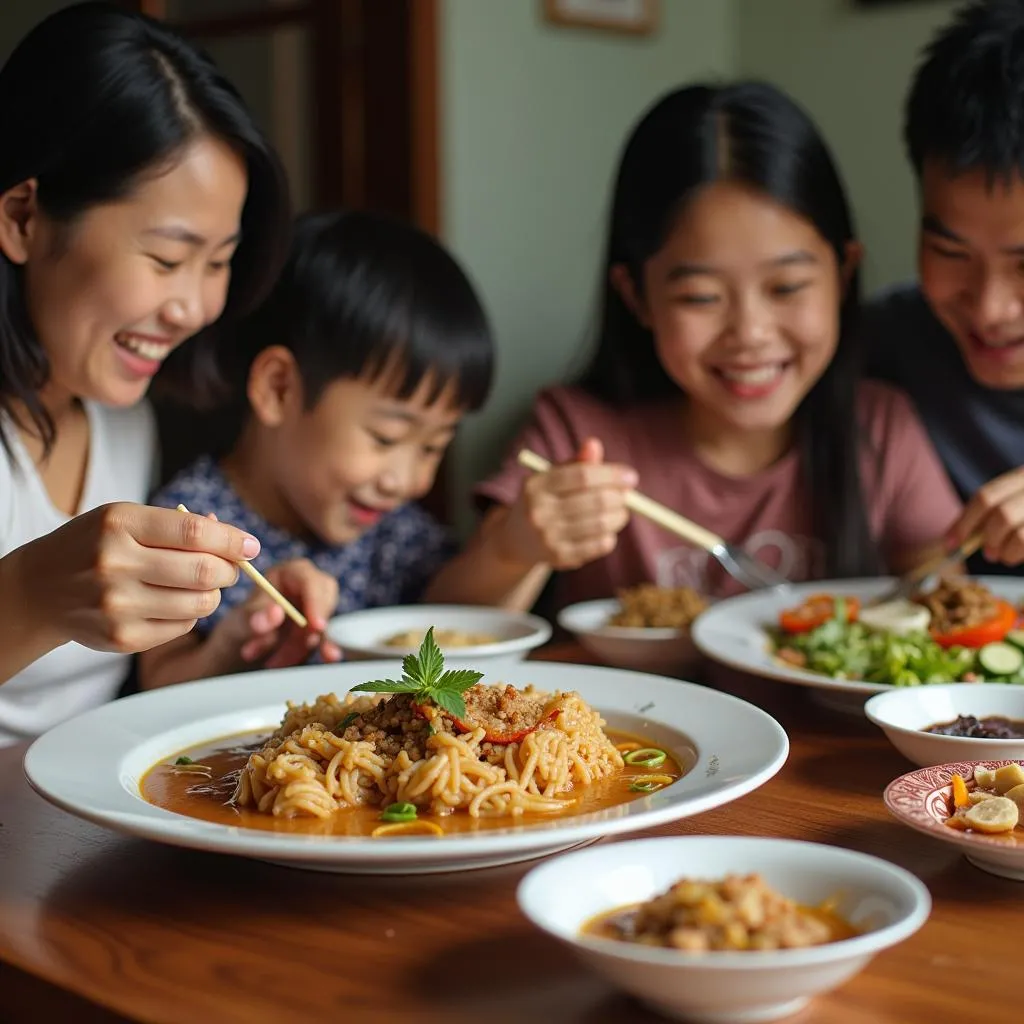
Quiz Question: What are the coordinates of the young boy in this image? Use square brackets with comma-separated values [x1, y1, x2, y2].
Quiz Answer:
[141, 211, 495, 687]
[865, 0, 1024, 570]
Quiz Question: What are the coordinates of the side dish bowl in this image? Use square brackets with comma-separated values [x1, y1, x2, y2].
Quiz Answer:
[327, 604, 551, 668]
[865, 683, 1024, 767]
[557, 598, 703, 676]
[517, 835, 930, 1024]
[884, 759, 1024, 881]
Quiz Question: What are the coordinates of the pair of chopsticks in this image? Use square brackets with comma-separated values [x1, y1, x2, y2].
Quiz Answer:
[175, 504, 308, 628]
[516, 449, 722, 552]
[868, 533, 984, 607]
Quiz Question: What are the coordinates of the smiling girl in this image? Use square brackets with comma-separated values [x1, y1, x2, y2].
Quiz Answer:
[426, 81, 963, 612]
[0, 3, 295, 741]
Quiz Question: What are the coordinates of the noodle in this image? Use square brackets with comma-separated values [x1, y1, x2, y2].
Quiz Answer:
[233, 685, 624, 821]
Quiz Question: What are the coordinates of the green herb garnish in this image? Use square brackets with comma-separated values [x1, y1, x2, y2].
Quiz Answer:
[380, 801, 418, 823]
[175, 756, 193, 766]
[629, 781, 659, 793]
[350, 627, 483, 719]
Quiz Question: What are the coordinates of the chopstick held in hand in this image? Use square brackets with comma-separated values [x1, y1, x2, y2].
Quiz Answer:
[175, 504, 308, 629]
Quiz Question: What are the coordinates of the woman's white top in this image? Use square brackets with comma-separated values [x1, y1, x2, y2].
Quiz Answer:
[0, 401, 157, 746]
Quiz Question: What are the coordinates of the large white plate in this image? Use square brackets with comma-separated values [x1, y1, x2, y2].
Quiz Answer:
[23, 660, 788, 875]
[693, 576, 1024, 706]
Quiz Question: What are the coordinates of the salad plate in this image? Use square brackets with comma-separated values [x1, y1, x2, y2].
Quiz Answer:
[692, 576, 1024, 713]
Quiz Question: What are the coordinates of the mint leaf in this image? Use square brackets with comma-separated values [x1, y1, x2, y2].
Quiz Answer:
[418, 627, 444, 684]
[432, 688, 467, 719]
[348, 629, 481, 719]
[350, 679, 417, 693]
[436, 668, 484, 693]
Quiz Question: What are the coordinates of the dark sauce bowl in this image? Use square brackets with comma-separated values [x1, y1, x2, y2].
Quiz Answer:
[865, 683, 1024, 768]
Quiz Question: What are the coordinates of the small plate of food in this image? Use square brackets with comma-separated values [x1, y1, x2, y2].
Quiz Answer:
[692, 576, 1024, 712]
[327, 603, 551, 668]
[885, 760, 1024, 880]
[557, 585, 708, 676]
[518, 835, 929, 1023]
[24, 632, 788, 874]
[865, 683, 1024, 767]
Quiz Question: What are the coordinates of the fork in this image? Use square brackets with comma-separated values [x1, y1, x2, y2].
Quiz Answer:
[866, 533, 984, 608]
[516, 449, 792, 593]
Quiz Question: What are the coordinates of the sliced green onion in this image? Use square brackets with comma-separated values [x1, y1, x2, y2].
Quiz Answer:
[629, 781, 659, 793]
[380, 801, 418, 823]
[623, 747, 667, 768]
[175, 756, 193, 765]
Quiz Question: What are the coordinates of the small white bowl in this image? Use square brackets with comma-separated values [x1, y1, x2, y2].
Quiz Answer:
[865, 683, 1024, 768]
[557, 598, 702, 676]
[327, 604, 551, 670]
[517, 835, 930, 1024]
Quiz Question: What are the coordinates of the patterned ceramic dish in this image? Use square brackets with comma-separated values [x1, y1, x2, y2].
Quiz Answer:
[884, 760, 1024, 881]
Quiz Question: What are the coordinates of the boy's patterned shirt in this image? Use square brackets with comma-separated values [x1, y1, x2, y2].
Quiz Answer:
[152, 456, 456, 630]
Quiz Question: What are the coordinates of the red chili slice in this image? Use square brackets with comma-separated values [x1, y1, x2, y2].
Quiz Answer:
[450, 706, 559, 744]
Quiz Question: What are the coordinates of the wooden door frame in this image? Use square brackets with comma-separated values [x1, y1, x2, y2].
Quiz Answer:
[129, 0, 439, 235]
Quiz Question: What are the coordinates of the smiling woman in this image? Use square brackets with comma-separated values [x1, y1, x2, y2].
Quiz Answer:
[0, 1, 291, 745]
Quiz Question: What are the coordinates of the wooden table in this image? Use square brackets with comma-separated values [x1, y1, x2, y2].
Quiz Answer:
[0, 647, 1019, 1024]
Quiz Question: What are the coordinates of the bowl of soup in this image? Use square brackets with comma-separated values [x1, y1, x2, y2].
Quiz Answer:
[327, 604, 552, 669]
[865, 682, 1024, 768]
[557, 585, 708, 676]
[517, 835, 929, 1024]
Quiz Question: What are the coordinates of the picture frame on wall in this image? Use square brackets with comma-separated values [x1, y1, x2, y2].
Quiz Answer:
[542, 0, 658, 36]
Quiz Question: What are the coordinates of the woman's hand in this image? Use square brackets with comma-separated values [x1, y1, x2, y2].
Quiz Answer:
[7, 502, 261, 656]
[209, 558, 342, 670]
[499, 438, 636, 570]
[952, 467, 1024, 565]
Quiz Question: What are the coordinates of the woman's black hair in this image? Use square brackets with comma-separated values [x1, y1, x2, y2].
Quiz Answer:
[218, 209, 494, 437]
[0, 1, 291, 456]
[579, 81, 881, 578]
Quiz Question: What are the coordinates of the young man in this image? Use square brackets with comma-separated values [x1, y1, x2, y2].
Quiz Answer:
[865, 0, 1024, 570]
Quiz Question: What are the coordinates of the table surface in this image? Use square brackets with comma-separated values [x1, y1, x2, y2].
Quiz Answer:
[0, 645, 1018, 1024]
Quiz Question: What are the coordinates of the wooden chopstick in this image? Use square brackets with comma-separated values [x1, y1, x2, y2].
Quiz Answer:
[904, 533, 984, 586]
[516, 449, 723, 553]
[175, 504, 309, 629]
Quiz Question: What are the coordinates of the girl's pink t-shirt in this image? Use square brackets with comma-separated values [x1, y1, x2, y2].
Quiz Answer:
[475, 381, 962, 609]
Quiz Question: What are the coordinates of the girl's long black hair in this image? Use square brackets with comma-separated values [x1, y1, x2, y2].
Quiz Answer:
[578, 81, 881, 578]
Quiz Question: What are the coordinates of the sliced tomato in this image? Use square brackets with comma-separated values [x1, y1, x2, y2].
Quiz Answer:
[778, 594, 860, 635]
[412, 700, 557, 744]
[932, 599, 1016, 649]
[451, 706, 559, 745]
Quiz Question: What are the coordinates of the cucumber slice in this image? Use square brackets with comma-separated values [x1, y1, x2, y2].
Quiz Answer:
[978, 641, 1024, 677]
[1005, 630, 1024, 652]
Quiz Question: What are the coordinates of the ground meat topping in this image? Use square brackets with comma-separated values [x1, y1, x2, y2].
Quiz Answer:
[609, 584, 708, 629]
[607, 874, 834, 952]
[917, 577, 1001, 634]
[456, 684, 553, 740]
